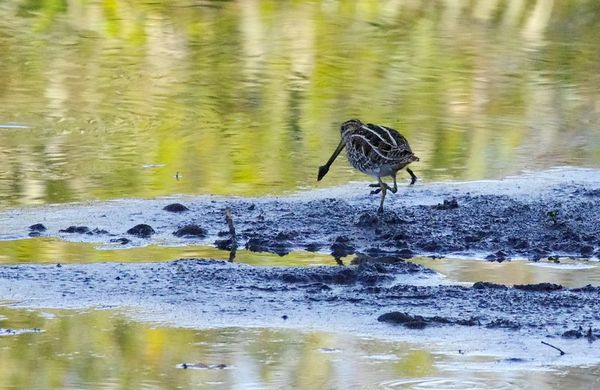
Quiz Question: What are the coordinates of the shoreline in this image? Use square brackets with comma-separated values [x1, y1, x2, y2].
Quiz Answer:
[0, 258, 599, 367]
[0, 167, 598, 261]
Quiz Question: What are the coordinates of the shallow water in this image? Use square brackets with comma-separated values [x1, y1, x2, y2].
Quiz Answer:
[1, 1, 600, 207]
[0, 305, 598, 390]
[0, 238, 330, 266]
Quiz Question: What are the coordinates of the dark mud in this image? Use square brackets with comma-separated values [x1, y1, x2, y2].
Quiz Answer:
[126, 224, 155, 238]
[2, 169, 599, 262]
[221, 190, 600, 262]
[192, 178, 600, 262]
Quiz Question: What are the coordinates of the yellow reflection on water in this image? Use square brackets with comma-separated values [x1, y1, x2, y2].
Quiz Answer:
[412, 257, 600, 289]
[0, 306, 447, 389]
[0, 305, 598, 389]
[0, 237, 332, 266]
[0, 1, 599, 207]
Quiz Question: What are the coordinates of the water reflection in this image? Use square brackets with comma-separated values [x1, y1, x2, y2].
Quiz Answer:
[0, 238, 332, 266]
[413, 257, 600, 289]
[0, 306, 444, 389]
[0, 305, 598, 389]
[0, 1, 599, 207]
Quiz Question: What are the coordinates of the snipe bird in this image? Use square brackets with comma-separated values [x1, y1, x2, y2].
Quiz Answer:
[317, 119, 419, 214]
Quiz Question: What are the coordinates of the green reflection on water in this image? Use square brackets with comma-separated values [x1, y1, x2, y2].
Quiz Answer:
[0, 1, 599, 207]
[0, 306, 444, 389]
[0, 305, 599, 389]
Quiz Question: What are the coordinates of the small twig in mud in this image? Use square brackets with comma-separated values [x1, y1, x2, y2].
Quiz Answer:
[541, 341, 565, 356]
[224, 208, 237, 262]
[586, 327, 597, 343]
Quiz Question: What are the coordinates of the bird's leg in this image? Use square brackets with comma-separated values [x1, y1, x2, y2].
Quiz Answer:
[389, 173, 398, 193]
[407, 168, 417, 185]
[377, 177, 387, 214]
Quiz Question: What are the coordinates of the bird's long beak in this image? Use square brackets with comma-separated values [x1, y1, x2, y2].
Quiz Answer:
[317, 140, 345, 181]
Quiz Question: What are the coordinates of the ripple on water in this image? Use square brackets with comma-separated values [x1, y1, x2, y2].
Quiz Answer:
[379, 378, 514, 390]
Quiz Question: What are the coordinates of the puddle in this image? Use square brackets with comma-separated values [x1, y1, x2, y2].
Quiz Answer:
[0, 237, 332, 266]
[0, 305, 598, 389]
[412, 257, 600, 289]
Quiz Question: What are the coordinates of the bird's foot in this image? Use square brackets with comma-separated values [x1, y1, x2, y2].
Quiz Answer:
[369, 183, 381, 195]
[407, 168, 417, 185]
[377, 206, 384, 215]
[370, 182, 393, 191]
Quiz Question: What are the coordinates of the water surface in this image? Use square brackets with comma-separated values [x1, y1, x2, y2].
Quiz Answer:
[0, 306, 598, 389]
[1, 1, 600, 207]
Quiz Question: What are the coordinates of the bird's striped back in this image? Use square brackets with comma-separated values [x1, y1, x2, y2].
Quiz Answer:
[339, 119, 417, 177]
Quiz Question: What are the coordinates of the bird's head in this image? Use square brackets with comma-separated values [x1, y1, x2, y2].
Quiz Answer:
[340, 119, 362, 136]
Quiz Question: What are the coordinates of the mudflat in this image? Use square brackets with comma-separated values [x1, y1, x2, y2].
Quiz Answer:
[0, 168, 599, 365]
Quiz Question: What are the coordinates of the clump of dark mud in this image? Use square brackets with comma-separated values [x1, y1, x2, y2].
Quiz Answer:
[486, 318, 521, 330]
[513, 283, 563, 292]
[305, 242, 323, 252]
[28, 223, 47, 237]
[377, 312, 429, 329]
[173, 225, 207, 238]
[110, 238, 131, 245]
[29, 224, 47, 232]
[277, 262, 394, 286]
[472, 281, 508, 290]
[59, 226, 108, 235]
[214, 238, 234, 251]
[377, 311, 479, 329]
[245, 237, 290, 256]
[351, 253, 426, 272]
[485, 250, 508, 262]
[60, 226, 91, 234]
[163, 203, 189, 213]
[127, 224, 155, 238]
[433, 198, 459, 210]
[242, 230, 299, 256]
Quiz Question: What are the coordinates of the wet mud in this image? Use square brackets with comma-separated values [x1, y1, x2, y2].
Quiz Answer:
[218, 188, 600, 262]
[3, 170, 599, 262]
[0, 258, 598, 362]
[1, 169, 600, 363]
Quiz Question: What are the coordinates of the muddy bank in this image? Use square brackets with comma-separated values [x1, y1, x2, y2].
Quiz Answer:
[0, 258, 599, 364]
[1, 168, 600, 261]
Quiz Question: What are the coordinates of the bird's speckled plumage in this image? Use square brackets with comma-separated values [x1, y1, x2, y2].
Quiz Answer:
[340, 119, 418, 178]
[317, 119, 419, 213]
